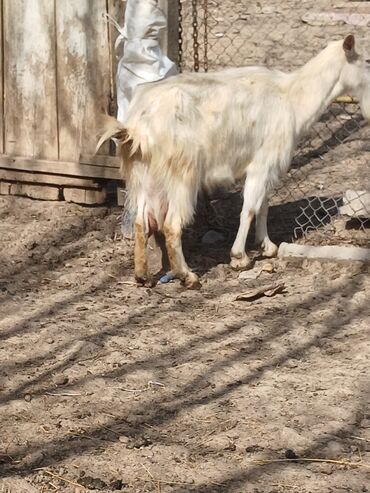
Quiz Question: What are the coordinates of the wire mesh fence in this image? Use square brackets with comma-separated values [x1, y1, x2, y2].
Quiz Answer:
[177, 0, 370, 247]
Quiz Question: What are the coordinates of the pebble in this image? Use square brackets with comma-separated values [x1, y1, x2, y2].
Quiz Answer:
[24, 394, 32, 402]
[22, 451, 44, 468]
[46, 337, 55, 344]
[54, 375, 69, 386]
[285, 448, 298, 459]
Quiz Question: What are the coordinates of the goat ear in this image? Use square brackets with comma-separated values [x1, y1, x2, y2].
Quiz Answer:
[343, 35, 355, 55]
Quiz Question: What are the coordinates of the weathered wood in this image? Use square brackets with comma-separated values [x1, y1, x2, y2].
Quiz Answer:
[63, 187, 107, 205]
[0, 155, 121, 180]
[0, 0, 4, 154]
[56, 0, 112, 162]
[79, 154, 120, 168]
[3, 0, 58, 159]
[0, 169, 101, 188]
[107, 0, 125, 117]
[116, 187, 126, 206]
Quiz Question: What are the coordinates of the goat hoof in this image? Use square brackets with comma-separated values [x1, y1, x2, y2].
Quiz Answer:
[183, 272, 201, 290]
[230, 254, 251, 270]
[135, 276, 155, 288]
[261, 241, 278, 258]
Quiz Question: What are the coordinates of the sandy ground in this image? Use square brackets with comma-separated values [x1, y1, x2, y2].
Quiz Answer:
[0, 196, 369, 493]
[1, 1, 369, 492]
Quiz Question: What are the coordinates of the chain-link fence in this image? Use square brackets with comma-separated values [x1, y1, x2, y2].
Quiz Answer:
[177, 0, 370, 247]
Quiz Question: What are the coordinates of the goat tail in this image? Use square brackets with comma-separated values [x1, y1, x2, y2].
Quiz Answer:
[96, 115, 140, 182]
[96, 115, 126, 153]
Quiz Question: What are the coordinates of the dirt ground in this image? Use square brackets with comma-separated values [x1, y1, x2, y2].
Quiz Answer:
[0, 1, 369, 491]
[0, 195, 369, 493]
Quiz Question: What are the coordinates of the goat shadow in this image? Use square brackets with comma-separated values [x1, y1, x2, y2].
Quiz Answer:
[181, 191, 352, 276]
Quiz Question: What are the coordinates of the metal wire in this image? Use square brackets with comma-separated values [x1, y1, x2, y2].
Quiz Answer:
[176, 1, 370, 245]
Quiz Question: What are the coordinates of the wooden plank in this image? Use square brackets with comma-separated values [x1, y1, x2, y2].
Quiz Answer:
[0, 168, 102, 187]
[3, 0, 58, 159]
[0, 155, 121, 180]
[0, 0, 4, 154]
[80, 154, 120, 168]
[107, 0, 125, 118]
[56, 0, 112, 163]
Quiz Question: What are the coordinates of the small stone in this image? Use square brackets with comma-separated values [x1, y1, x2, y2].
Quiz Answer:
[46, 337, 55, 344]
[54, 375, 69, 386]
[22, 451, 45, 468]
[110, 479, 124, 490]
[285, 448, 298, 459]
[24, 394, 32, 402]
[245, 444, 264, 454]
[320, 464, 334, 475]
[238, 269, 259, 280]
[78, 476, 108, 490]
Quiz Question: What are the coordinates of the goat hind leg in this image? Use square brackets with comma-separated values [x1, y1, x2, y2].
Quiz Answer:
[163, 221, 200, 289]
[134, 221, 152, 286]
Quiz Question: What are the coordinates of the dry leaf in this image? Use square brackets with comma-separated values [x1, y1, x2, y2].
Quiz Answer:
[235, 283, 286, 301]
[261, 262, 275, 273]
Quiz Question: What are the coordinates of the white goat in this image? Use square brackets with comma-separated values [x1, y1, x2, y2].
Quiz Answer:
[99, 35, 370, 288]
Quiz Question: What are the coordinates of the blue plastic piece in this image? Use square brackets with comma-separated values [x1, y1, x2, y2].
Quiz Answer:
[159, 272, 176, 284]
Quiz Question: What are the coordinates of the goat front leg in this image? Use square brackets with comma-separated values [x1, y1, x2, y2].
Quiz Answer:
[255, 197, 278, 258]
[163, 221, 200, 289]
[230, 210, 254, 269]
[230, 168, 269, 269]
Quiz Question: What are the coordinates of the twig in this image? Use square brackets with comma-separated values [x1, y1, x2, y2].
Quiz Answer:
[141, 465, 160, 493]
[148, 380, 165, 388]
[136, 477, 213, 486]
[247, 457, 370, 469]
[142, 464, 155, 480]
[35, 469, 86, 490]
[351, 435, 370, 443]
[100, 424, 121, 436]
[112, 386, 146, 393]
[45, 392, 83, 397]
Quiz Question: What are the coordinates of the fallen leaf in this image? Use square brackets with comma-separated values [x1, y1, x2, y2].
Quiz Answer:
[235, 283, 286, 301]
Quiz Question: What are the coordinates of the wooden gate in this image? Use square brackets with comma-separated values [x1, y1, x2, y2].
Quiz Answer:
[0, 0, 123, 204]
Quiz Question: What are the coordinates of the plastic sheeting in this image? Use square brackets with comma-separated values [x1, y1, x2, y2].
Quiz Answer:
[112, 0, 178, 122]
[105, 0, 178, 236]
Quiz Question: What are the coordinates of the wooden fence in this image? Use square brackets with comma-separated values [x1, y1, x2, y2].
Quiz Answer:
[0, 0, 179, 204]
[0, 0, 124, 204]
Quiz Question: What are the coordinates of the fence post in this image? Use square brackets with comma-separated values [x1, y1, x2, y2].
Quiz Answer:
[158, 0, 180, 67]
